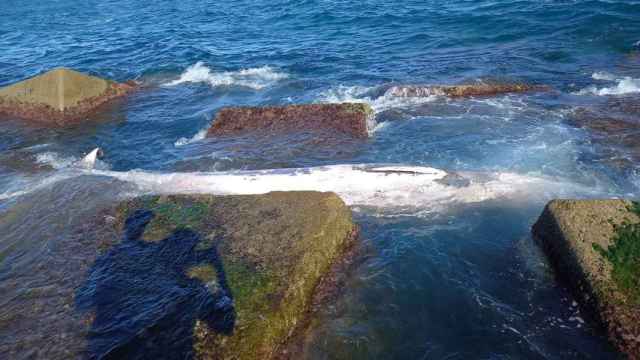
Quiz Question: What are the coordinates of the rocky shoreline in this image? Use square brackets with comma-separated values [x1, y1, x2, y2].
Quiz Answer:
[1, 66, 639, 359]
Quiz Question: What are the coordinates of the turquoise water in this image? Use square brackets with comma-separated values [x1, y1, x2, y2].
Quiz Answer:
[1, 0, 640, 358]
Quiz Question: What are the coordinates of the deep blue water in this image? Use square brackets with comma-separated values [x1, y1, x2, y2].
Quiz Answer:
[1, 0, 640, 358]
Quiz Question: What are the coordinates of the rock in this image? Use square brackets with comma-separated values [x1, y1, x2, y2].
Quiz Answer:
[532, 199, 640, 357]
[78, 191, 358, 359]
[0, 68, 135, 125]
[567, 104, 640, 169]
[385, 83, 547, 98]
[206, 103, 374, 138]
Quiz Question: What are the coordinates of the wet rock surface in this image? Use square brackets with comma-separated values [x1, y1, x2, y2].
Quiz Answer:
[567, 97, 640, 171]
[206, 103, 374, 139]
[533, 199, 640, 357]
[0, 186, 357, 360]
[0, 68, 135, 126]
[385, 83, 546, 98]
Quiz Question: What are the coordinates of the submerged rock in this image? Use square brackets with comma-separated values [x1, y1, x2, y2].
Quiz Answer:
[206, 103, 374, 138]
[567, 102, 640, 170]
[385, 83, 546, 98]
[532, 199, 640, 357]
[78, 191, 357, 359]
[0, 68, 135, 125]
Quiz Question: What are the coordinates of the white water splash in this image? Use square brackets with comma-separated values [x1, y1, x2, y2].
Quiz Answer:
[175, 127, 208, 147]
[34, 149, 109, 171]
[591, 71, 616, 81]
[0, 172, 78, 201]
[165, 62, 289, 90]
[317, 85, 438, 114]
[35, 152, 78, 169]
[577, 74, 640, 96]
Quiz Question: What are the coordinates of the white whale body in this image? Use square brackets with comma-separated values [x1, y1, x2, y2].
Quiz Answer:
[90, 164, 592, 209]
[1, 149, 596, 209]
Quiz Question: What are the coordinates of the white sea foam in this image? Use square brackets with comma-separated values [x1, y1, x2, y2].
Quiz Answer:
[0, 172, 77, 201]
[577, 75, 640, 96]
[35, 149, 109, 170]
[165, 62, 289, 90]
[317, 85, 438, 114]
[175, 127, 208, 147]
[35, 152, 78, 169]
[591, 71, 616, 81]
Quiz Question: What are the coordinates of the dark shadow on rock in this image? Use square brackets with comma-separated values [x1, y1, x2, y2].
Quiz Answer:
[76, 209, 235, 360]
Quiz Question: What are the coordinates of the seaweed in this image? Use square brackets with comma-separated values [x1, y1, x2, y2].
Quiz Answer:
[593, 202, 640, 304]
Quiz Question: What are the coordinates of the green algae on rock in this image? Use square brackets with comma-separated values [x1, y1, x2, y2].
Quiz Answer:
[0, 68, 135, 125]
[532, 199, 640, 357]
[206, 103, 374, 138]
[110, 191, 358, 359]
[593, 202, 640, 306]
[385, 83, 548, 98]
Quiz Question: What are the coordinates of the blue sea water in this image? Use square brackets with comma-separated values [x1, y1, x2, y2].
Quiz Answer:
[1, 0, 640, 358]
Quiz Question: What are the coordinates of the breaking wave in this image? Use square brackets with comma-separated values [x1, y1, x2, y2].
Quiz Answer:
[591, 71, 616, 81]
[164, 62, 289, 90]
[35, 152, 78, 169]
[317, 85, 438, 114]
[577, 73, 640, 96]
[174, 127, 208, 147]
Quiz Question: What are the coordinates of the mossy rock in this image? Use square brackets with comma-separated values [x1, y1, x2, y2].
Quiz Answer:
[532, 199, 640, 357]
[206, 103, 374, 138]
[102, 191, 357, 359]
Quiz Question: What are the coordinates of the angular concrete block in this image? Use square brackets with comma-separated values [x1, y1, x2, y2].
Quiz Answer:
[0, 68, 135, 125]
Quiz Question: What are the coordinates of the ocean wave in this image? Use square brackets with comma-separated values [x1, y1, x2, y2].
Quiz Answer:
[317, 85, 438, 114]
[174, 127, 208, 147]
[577, 73, 640, 96]
[35, 152, 78, 169]
[164, 62, 289, 90]
[591, 71, 616, 81]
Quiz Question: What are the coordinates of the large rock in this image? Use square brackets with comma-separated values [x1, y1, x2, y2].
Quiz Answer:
[78, 191, 357, 359]
[385, 83, 546, 98]
[206, 103, 374, 138]
[532, 199, 640, 357]
[0, 68, 135, 125]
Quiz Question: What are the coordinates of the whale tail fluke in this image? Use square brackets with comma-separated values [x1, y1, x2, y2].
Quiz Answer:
[77, 147, 104, 169]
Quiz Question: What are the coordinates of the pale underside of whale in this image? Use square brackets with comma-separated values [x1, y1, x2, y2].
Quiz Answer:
[0, 148, 595, 210]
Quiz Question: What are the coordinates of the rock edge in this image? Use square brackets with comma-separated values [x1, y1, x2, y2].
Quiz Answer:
[532, 199, 640, 357]
[0, 68, 136, 125]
